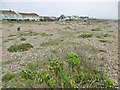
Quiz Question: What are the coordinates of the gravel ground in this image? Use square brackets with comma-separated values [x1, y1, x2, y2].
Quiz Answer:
[1, 20, 119, 87]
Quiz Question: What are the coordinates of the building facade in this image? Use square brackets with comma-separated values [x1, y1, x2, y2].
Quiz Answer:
[19, 13, 40, 21]
[0, 10, 18, 20]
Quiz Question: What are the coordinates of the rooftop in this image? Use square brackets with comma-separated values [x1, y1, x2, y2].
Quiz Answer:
[0, 10, 17, 14]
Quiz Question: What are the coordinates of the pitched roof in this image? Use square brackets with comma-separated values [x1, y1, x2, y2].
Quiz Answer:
[0, 10, 17, 14]
[19, 13, 39, 16]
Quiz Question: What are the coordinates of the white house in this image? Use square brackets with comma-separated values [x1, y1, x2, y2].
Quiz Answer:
[0, 10, 18, 20]
[19, 12, 40, 21]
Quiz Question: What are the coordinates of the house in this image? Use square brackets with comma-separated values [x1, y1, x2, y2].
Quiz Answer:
[58, 15, 81, 21]
[50, 17, 57, 21]
[58, 15, 70, 21]
[70, 15, 80, 20]
[42, 16, 52, 21]
[19, 12, 40, 21]
[80, 16, 89, 20]
[0, 10, 18, 20]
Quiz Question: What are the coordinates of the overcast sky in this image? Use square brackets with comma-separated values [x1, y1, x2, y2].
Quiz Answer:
[1, 0, 119, 19]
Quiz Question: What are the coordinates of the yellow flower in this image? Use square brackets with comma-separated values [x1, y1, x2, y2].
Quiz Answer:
[69, 79, 73, 85]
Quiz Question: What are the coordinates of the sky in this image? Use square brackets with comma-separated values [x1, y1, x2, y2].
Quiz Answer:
[0, 0, 119, 19]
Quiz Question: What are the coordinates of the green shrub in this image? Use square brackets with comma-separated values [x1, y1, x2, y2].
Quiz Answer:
[102, 34, 110, 37]
[96, 34, 110, 38]
[76, 67, 86, 83]
[78, 33, 92, 38]
[49, 59, 63, 76]
[7, 43, 33, 52]
[86, 70, 114, 87]
[2, 73, 16, 82]
[20, 69, 35, 80]
[60, 70, 76, 88]
[36, 70, 49, 84]
[99, 40, 109, 43]
[21, 37, 26, 41]
[20, 64, 36, 80]
[66, 52, 80, 69]
[40, 33, 50, 37]
[3, 52, 114, 88]
[47, 77, 56, 87]
[91, 28, 101, 31]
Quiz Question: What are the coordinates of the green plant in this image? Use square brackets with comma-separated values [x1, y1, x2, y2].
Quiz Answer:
[7, 43, 33, 52]
[20, 64, 36, 80]
[40, 33, 50, 37]
[102, 79, 114, 88]
[87, 70, 114, 88]
[36, 70, 49, 84]
[2, 73, 16, 82]
[78, 33, 92, 38]
[20, 69, 35, 80]
[60, 70, 76, 88]
[99, 39, 109, 43]
[47, 77, 56, 87]
[102, 34, 110, 37]
[91, 28, 101, 31]
[66, 52, 80, 69]
[96, 33, 110, 38]
[99, 50, 107, 53]
[2, 52, 115, 88]
[49, 59, 63, 76]
[21, 37, 26, 41]
[76, 67, 86, 83]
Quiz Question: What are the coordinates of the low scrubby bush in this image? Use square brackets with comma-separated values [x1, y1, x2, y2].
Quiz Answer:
[7, 43, 33, 52]
[78, 33, 92, 38]
[3, 52, 114, 88]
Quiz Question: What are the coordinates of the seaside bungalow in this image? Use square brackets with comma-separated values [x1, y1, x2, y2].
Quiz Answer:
[42, 16, 52, 21]
[19, 12, 40, 21]
[0, 10, 18, 20]
[70, 15, 80, 20]
[80, 16, 89, 20]
[58, 15, 81, 21]
[50, 17, 57, 21]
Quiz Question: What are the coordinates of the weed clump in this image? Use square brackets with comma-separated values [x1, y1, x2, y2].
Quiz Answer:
[3, 52, 114, 88]
[78, 33, 92, 38]
[2, 73, 16, 82]
[66, 52, 80, 69]
[99, 39, 109, 43]
[21, 37, 26, 41]
[7, 43, 33, 52]
[91, 28, 101, 31]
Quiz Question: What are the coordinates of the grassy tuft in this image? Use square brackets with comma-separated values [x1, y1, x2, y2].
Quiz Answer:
[2, 73, 16, 82]
[78, 33, 92, 38]
[7, 43, 33, 52]
[91, 28, 101, 31]
[99, 40, 110, 43]
[21, 37, 26, 41]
